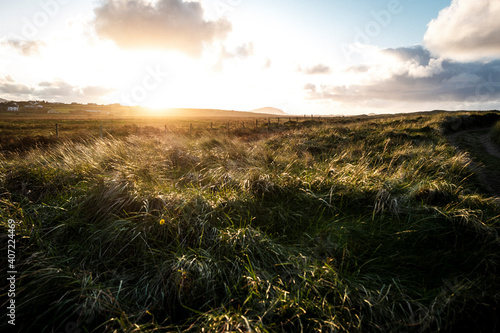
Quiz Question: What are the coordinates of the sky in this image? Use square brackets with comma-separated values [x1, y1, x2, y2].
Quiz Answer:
[1, 0, 500, 115]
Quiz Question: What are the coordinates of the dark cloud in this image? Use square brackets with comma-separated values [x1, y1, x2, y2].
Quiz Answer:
[305, 46, 500, 106]
[383, 45, 431, 66]
[424, 0, 500, 61]
[3, 39, 45, 56]
[94, 0, 231, 56]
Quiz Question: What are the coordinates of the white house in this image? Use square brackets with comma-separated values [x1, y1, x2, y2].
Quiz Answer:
[7, 104, 19, 111]
[26, 101, 43, 108]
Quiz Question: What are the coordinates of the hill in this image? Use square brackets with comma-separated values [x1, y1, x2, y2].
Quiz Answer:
[250, 107, 287, 115]
[149, 107, 283, 118]
[0, 98, 9, 103]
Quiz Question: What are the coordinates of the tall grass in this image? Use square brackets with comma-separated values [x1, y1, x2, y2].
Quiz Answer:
[1, 113, 499, 332]
[492, 120, 500, 147]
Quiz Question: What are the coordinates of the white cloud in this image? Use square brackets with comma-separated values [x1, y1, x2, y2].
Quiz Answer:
[424, 0, 500, 61]
[94, 0, 231, 56]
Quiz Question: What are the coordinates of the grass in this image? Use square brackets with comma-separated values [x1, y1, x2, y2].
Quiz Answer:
[1, 112, 499, 332]
[492, 120, 500, 147]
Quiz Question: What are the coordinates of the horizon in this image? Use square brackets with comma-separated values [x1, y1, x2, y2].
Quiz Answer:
[1, 0, 500, 115]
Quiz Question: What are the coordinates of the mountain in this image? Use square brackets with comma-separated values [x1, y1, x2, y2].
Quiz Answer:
[0, 98, 8, 103]
[250, 107, 287, 115]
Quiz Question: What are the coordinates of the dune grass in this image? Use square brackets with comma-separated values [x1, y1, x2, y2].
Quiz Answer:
[1, 112, 499, 332]
[492, 120, 500, 147]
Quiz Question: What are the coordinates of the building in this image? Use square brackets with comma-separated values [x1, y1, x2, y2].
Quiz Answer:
[26, 101, 44, 108]
[47, 109, 59, 114]
[6, 103, 19, 111]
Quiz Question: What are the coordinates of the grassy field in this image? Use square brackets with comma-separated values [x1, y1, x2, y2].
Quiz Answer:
[1, 111, 499, 332]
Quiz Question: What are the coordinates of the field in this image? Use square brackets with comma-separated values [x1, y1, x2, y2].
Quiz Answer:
[1, 111, 500, 332]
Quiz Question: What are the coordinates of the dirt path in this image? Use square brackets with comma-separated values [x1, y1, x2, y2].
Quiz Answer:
[480, 133, 500, 159]
[446, 128, 500, 198]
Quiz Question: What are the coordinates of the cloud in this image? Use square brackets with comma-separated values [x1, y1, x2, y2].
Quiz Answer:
[37, 80, 114, 100]
[382, 46, 444, 78]
[2, 39, 45, 56]
[299, 63, 331, 75]
[0, 76, 33, 95]
[346, 65, 370, 73]
[303, 83, 316, 92]
[0, 76, 113, 102]
[424, 0, 500, 61]
[262, 58, 272, 69]
[94, 0, 231, 56]
[213, 42, 254, 71]
[234, 42, 254, 59]
[304, 46, 500, 107]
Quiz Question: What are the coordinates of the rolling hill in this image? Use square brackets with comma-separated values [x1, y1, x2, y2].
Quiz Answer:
[145, 107, 286, 118]
[250, 107, 287, 115]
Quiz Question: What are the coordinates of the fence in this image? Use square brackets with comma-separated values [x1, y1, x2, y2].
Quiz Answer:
[50, 115, 336, 139]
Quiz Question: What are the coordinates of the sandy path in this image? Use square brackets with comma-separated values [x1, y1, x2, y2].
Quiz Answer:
[446, 128, 500, 198]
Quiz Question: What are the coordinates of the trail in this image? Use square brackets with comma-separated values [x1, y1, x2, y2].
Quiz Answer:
[480, 133, 500, 160]
[446, 128, 500, 198]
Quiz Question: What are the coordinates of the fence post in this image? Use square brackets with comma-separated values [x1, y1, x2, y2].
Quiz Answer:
[227, 122, 230, 135]
[100, 124, 103, 138]
[190, 123, 193, 136]
[256, 119, 258, 128]
[242, 121, 245, 129]
[55, 123, 59, 138]
[211, 122, 213, 130]
[277, 117, 280, 127]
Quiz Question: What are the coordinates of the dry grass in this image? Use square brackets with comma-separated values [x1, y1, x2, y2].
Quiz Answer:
[1, 111, 499, 332]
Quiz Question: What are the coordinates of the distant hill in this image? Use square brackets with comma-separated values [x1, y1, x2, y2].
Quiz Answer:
[250, 107, 287, 115]
[0, 98, 8, 103]
[151, 108, 283, 118]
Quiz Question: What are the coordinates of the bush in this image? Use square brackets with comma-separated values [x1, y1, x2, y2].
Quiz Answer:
[441, 112, 500, 134]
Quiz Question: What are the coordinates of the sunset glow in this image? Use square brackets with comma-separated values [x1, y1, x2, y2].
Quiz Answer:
[1, 0, 500, 114]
